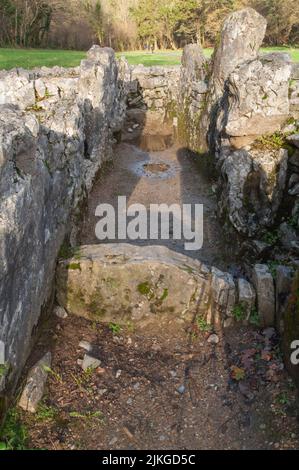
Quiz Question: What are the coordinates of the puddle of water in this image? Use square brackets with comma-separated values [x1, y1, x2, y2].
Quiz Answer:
[143, 162, 170, 174]
[132, 158, 179, 180]
[139, 134, 173, 152]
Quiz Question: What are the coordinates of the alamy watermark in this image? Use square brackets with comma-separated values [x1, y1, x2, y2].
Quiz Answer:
[95, 196, 203, 251]
[290, 340, 299, 365]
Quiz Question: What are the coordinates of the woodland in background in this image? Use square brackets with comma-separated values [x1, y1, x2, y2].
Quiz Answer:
[0, 0, 299, 51]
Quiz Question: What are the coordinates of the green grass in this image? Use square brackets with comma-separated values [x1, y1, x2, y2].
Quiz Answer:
[0, 48, 85, 70]
[0, 46, 298, 70]
[0, 408, 28, 450]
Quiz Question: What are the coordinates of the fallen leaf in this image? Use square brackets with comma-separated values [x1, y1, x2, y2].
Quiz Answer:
[261, 350, 272, 361]
[231, 366, 245, 381]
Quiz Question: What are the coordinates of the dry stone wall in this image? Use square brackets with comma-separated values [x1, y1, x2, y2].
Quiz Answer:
[0, 46, 126, 395]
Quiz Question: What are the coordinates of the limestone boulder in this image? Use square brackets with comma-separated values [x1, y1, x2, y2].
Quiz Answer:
[201, 8, 267, 153]
[219, 147, 288, 235]
[225, 53, 291, 144]
[210, 8, 266, 98]
[237, 278, 256, 320]
[181, 44, 207, 82]
[56, 244, 237, 331]
[0, 70, 35, 109]
[56, 244, 211, 329]
[179, 44, 208, 152]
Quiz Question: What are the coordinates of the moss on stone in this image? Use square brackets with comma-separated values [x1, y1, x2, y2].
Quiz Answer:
[67, 262, 81, 270]
[137, 281, 152, 296]
[160, 288, 169, 301]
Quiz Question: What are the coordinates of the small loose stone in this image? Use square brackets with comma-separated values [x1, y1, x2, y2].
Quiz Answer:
[54, 306, 68, 319]
[207, 333, 219, 344]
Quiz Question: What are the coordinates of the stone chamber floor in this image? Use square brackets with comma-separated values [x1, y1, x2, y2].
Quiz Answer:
[79, 136, 238, 272]
[15, 135, 299, 450]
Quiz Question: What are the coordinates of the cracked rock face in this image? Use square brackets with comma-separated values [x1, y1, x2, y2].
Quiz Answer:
[178, 44, 209, 152]
[225, 53, 291, 145]
[198, 9, 291, 237]
[211, 8, 267, 97]
[219, 147, 288, 236]
[18, 352, 51, 413]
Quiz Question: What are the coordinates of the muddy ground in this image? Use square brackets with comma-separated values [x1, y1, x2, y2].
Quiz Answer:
[79, 138, 238, 271]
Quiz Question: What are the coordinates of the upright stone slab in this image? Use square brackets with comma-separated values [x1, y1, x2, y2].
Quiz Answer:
[56, 244, 211, 329]
[208, 267, 236, 327]
[181, 44, 207, 82]
[78, 45, 125, 171]
[252, 264, 275, 327]
[179, 44, 209, 152]
[237, 278, 256, 320]
[211, 8, 267, 98]
[201, 8, 267, 152]
[219, 147, 288, 236]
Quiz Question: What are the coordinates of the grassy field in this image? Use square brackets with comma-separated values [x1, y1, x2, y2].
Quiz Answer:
[0, 46, 298, 70]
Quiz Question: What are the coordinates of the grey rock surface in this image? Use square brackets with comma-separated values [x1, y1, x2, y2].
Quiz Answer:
[252, 264, 275, 327]
[18, 352, 51, 413]
[0, 47, 126, 394]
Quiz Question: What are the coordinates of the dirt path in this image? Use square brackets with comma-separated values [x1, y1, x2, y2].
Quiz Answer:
[20, 315, 299, 450]
[79, 141, 237, 271]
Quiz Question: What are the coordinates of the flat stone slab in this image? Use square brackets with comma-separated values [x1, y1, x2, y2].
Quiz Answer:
[56, 244, 237, 330]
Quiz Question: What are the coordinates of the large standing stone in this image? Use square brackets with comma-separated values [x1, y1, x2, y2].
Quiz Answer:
[18, 352, 51, 413]
[252, 264, 275, 326]
[210, 8, 266, 99]
[178, 44, 209, 152]
[201, 8, 267, 153]
[181, 44, 207, 82]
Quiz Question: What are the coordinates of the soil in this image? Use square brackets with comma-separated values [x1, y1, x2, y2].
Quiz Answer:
[19, 314, 299, 450]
